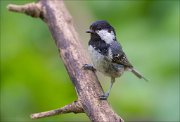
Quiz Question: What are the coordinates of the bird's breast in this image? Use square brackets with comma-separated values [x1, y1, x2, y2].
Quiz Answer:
[88, 45, 124, 77]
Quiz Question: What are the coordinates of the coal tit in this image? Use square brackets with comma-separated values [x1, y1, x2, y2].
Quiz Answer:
[84, 20, 147, 100]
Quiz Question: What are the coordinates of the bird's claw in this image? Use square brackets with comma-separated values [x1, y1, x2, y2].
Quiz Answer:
[82, 64, 96, 72]
[99, 93, 109, 100]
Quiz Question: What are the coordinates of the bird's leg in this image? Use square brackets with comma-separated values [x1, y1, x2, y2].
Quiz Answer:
[82, 64, 96, 72]
[100, 77, 115, 100]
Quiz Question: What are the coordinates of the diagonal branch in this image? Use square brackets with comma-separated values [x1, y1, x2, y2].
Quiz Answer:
[31, 101, 83, 119]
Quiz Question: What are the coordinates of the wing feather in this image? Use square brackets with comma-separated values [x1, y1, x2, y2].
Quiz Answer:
[110, 41, 133, 68]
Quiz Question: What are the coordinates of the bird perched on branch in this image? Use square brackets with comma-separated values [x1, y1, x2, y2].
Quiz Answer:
[83, 20, 148, 100]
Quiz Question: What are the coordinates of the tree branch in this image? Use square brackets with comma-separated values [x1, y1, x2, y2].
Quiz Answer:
[7, 3, 43, 18]
[7, 0, 124, 121]
[31, 101, 83, 119]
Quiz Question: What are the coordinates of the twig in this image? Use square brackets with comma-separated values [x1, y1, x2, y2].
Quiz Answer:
[7, 3, 45, 20]
[31, 101, 83, 119]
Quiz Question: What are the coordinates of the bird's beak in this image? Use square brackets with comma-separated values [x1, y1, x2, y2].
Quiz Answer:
[86, 29, 94, 34]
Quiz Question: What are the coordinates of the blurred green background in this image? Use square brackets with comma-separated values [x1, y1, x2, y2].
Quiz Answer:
[0, 0, 179, 122]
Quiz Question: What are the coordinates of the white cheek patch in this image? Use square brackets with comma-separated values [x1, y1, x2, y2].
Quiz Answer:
[96, 30, 115, 44]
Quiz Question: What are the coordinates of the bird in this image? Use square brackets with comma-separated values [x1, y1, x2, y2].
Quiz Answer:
[83, 20, 148, 100]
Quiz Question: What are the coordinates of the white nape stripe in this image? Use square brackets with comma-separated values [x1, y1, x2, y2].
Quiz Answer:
[96, 30, 115, 44]
[108, 48, 113, 60]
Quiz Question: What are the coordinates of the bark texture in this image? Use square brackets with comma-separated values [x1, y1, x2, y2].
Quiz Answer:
[7, 0, 124, 121]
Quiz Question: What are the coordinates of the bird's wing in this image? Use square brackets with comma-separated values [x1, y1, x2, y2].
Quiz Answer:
[109, 41, 133, 68]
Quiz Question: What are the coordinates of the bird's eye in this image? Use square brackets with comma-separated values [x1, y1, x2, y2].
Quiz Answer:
[108, 29, 111, 33]
[97, 27, 101, 30]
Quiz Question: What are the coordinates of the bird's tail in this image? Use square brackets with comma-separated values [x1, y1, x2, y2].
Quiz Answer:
[131, 68, 148, 81]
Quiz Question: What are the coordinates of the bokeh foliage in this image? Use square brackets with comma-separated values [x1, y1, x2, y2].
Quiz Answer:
[1, 0, 179, 121]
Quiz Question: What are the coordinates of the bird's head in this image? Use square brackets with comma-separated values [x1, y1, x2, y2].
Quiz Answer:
[86, 20, 116, 44]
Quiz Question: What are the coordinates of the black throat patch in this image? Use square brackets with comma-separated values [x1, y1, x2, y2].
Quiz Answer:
[88, 34, 110, 56]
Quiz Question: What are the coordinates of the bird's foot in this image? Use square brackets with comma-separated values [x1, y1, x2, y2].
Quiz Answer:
[99, 93, 109, 100]
[82, 64, 96, 72]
